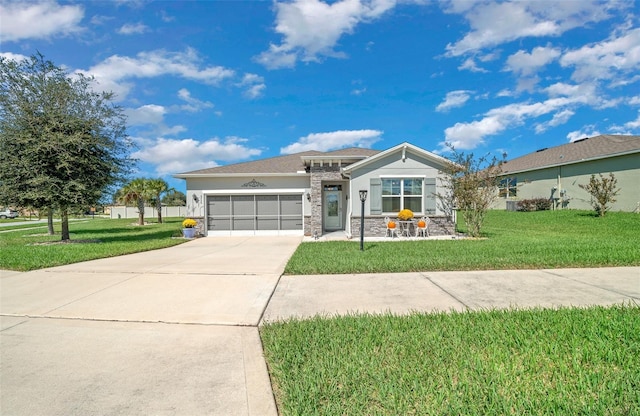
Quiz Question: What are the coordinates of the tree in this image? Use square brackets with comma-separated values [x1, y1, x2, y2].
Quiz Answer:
[161, 190, 186, 206]
[437, 147, 503, 238]
[117, 178, 150, 226]
[579, 173, 620, 217]
[146, 178, 170, 223]
[0, 53, 133, 240]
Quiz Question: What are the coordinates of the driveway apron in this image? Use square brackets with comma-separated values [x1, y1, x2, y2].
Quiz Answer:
[1, 236, 302, 416]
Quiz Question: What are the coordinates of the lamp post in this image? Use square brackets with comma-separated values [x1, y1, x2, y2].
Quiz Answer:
[359, 190, 367, 251]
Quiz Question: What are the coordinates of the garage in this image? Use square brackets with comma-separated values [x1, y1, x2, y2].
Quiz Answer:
[206, 193, 303, 236]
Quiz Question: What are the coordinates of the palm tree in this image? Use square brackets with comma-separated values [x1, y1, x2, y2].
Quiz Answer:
[117, 178, 149, 225]
[146, 178, 170, 224]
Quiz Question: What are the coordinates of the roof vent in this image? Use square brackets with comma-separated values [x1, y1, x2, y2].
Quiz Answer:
[535, 147, 548, 152]
[573, 137, 589, 143]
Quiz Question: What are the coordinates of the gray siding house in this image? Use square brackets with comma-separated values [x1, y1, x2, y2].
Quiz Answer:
[174, 142, 455, 237]
[497, 135, 640, 212]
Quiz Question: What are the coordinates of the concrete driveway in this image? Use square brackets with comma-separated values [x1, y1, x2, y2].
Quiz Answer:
[1, 236, 302, 416]
[2, 234, 639, 416]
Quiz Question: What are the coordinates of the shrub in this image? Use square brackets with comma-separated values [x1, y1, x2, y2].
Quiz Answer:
[579, 173, 620, 217]
[517, 198, 552, 212]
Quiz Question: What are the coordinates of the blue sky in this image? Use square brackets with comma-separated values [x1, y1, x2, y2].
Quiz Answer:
[1, 0, 639, 193]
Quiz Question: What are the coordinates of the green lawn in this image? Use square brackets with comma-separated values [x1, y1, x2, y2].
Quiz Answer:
[285, 210, 640, 274]
[261, 305, 640, 415]
[0, 217, 186, 271]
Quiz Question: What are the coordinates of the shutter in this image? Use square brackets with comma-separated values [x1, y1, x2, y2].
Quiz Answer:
[424, 178, 436, 214]
[369, 178, 382, 214]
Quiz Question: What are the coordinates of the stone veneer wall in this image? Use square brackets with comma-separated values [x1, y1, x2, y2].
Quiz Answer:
[309, 165, 343, 237]
[190, 217, 206, 237]
[351, 216, 455, 237]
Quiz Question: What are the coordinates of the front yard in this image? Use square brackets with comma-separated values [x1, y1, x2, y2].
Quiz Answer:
[267, 210, 640, 415]
[285, 210, 640, 274]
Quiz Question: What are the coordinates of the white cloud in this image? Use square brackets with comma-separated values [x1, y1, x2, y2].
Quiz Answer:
[623, 111, 640, 129]
[534, 109, 575, 133]
[566, 127, 601, 142]
[256, 0, 396, 69]
[444, 1, 623, 57]
[505, 45, 561, 76]
[442, 82, 600, 149]
[117, 22, 149, 35]
[630, 96, 640, 105]
[132, 137, 263, 175]
[0, 52, 28, 62]
[78, 48, 235, 100]
[436, 90, 472, 112]
[458, 58, 487, 73]
[175, 88, 214, 112]
[560, 27, 640, 84]
[0, 1, 84, 42]
[125, 104, 166, 125]
[280, 129, 383, 154]
[238, 73, 266, 99]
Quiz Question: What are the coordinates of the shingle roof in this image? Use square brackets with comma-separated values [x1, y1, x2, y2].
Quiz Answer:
[174, 147, 380, 176]
[501, 135, 640, 174]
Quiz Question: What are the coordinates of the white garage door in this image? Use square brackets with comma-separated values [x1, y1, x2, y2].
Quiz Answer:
[206, 194, 303, 236]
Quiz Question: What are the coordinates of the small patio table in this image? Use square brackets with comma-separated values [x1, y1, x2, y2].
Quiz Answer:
[398, 220, 416, 237]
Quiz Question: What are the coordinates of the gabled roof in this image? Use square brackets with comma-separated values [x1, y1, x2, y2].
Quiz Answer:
[501, 135, 640, 174]
[341, 142, 453, 173]
[173, 147, 379, 178]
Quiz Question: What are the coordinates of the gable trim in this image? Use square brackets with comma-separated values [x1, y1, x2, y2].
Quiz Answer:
[342, 142, 453, 173]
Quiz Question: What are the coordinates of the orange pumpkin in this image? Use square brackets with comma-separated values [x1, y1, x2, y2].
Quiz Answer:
[417, 220, 426, 228]
[388, 221, 396, 229]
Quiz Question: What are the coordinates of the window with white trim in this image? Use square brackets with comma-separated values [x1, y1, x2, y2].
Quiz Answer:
[381, 178, 423, 213]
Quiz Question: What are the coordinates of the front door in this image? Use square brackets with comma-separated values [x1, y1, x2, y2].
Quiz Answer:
[323, 186, 342, 231]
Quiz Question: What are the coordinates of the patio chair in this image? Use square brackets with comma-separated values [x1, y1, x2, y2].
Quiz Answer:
[415, 217, 430, 237]
[385, 217, 400, 238]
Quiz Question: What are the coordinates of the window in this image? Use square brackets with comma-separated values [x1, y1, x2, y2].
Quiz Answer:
[381, 178, 423, 213]
[499, 177, 517, 198]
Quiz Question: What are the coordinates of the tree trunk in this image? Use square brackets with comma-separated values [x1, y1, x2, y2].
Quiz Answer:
[156, 199, 163, 224]
[137, 197, 145, 225]
[47, 208, 54, 235]
[61, 209, 70, 241]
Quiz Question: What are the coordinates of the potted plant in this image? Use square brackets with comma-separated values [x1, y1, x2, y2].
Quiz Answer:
[182, 218, 197, 238]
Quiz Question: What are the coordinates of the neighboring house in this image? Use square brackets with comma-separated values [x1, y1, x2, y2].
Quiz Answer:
[174, 142, 456, 237]
[497, 135, 640, 212]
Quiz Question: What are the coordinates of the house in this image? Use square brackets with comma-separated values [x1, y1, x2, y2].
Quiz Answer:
[174, 142, 456, 237]
[497, 134, 640, 212]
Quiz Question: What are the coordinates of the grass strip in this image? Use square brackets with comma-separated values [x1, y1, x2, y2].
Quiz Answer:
[261, 304, 640, 415]
[285, 210, 640, 274]
[0, 217, 186, 271]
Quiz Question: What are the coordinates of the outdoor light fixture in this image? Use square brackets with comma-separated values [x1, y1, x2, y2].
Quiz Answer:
[192, 194, 199, 203]
[359, 190, 367, 251]
[306, 192, 311, 202]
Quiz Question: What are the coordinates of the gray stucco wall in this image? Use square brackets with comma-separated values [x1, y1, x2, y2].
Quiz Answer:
[348, 150, 447, 216]
[182, 175, 311, 220]
[496, 153, 639, 212]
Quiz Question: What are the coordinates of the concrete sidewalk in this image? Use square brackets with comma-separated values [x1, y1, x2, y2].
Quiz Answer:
[1, 235, 639, 416]
[262, 267, 640, 322]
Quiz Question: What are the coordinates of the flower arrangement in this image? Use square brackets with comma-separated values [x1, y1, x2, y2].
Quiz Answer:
[397, 209, 414, 221]
[182, 218, 197, 229]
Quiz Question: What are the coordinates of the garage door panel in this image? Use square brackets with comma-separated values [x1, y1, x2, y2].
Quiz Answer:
[208, 196, 230, 216]
[208, 217, 230, 231]
[257, 217, 278, 230]
[280, 195, 302, 215]
[206, 194, 302, 235]
[233, 217, 254, 230]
